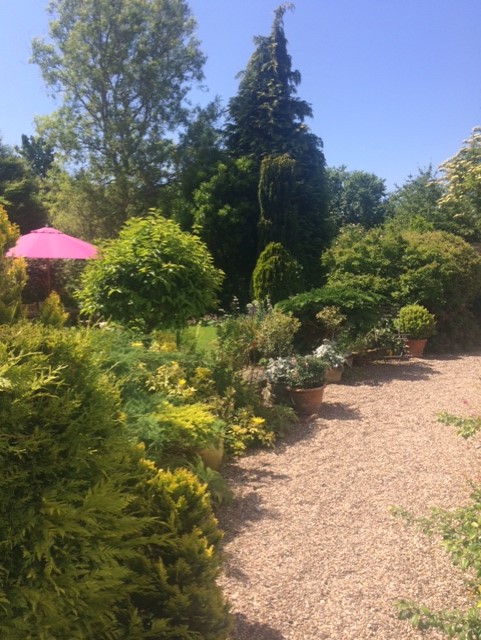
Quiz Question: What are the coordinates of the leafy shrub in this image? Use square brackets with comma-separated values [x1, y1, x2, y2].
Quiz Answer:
[315, 305, 347, 339]
[127, 465, 231, 639]
[251, 241, 304, 304]
[77, 213, 224, 332]
[321, 222, 481, 348]
[265, 354, 327, 389]
[134, 401, 225, 467]
[0, 323, 230, 639]
[255, 308, 300, 358]
[277, 282, 384, 351]
[215, 312, 260, 369]
[0, 205, 26, 324]
[38, 290, 69, 327]
[394, 304, 436, 339]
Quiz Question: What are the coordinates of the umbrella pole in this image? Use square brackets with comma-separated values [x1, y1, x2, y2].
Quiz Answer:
[46, 261, 51, 294]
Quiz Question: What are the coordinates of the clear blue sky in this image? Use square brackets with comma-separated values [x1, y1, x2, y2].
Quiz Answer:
[1, 0, 480, 191]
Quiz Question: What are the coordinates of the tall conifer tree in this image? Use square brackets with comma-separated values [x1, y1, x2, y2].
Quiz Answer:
[226, 4, 331, 287]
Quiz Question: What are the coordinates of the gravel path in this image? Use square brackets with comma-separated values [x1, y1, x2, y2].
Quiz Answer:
[218, 353, 481, 640]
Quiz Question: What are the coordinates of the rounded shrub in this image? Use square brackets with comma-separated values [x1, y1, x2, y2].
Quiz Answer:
[77, 213, 224, 332]
[251, 241, 304, 304]
[394, 304, 436, 339]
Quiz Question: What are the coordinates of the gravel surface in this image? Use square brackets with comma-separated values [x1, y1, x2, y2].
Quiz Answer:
[217, 353, 481, 640]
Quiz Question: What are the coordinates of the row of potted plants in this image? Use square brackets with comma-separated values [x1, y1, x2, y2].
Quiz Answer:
[263, 304, 437, 414]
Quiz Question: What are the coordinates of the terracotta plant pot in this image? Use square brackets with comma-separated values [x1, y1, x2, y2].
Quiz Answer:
[325, 367, 343, 383]
[405, 338, 427, 358]
[198, 439, 224, 471]
[288, 385, 326, 414]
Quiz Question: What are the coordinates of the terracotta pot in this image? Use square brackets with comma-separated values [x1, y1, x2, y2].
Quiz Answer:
[198, 439, 224, 471]
[405, 338, 427, 358]
[288, 385, 326, 414]
[325, 367, 343, 384]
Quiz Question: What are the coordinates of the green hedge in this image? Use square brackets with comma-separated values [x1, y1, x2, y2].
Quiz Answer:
[0, 324, 230, 639]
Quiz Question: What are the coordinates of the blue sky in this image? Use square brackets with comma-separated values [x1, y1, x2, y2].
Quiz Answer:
[1, 0, 480, 191]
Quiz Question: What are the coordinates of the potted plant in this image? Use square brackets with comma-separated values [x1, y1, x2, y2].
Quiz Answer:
[265, 355, 328, 413]
[313, 340, 346, 383]
[394, 304, 436, 357]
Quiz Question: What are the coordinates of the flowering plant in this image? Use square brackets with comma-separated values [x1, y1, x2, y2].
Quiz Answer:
[265, 355, 327, 389]
[313, 340, 346, 369]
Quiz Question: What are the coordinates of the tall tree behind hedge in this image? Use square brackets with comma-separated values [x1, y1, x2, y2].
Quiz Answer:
[0, 140, 47, 233]
[224, 3, 330, 288]
[32, 0, 205, 233]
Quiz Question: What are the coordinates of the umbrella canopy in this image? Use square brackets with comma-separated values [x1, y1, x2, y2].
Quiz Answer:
[6, 227, 97, 260]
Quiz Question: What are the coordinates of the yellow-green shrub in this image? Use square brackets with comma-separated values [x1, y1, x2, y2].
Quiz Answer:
[0, 324, 230, 639]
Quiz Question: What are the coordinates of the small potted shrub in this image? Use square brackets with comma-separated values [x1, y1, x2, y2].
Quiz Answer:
[394, 304, 436, 357]
[313, 340, 345, 383]
[266, 355, 328, 413]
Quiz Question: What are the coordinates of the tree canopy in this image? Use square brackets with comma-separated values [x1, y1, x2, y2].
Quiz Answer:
[77, 213, 223, 331]
[194, 4, 331, 302]
[436, 127, 481, 241]
[33, 0, 206, 230]
[326, 165, 388, 230]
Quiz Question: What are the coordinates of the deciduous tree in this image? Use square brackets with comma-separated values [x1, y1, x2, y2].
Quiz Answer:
[33, 0, 205, 230]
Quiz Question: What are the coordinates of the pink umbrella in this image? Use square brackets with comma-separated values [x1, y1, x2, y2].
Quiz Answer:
[6, 227, 97, 260]
[6, 226, 97, 292]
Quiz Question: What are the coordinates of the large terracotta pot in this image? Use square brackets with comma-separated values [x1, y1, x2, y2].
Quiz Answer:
[288, 385, 326, 414]
[405, 338, 427, 358]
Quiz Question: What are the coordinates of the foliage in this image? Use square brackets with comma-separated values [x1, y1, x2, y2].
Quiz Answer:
[77, 213, 223, 332]
[193, 157, 259, 304]
[265, 354, 327, 389]
[386, 166, 443, 231]
[326, 165, 388, 230]
[167, 100, 227, 230]
[313, 340, 346, 369]
[315, 305, 346, 339]
[278, 282, 384, 342]
[395, 408, 481, 638]
[132, 401, 225, 467]
[0, 140, 47, 233]
[396, 481, 481, 638]
[321, 221, 481, 348]
[251, 241, 304, 304]
[215, 303, 300, 367]
[258, 154, 299, 250]
[438, 412, 481, 440]
[225, 3, 331, 288]
[33, 0, 205, 230]
[86, 323, 293, 464]
[394, 304, 436, 339]
[17, 134, 54, 178]
[255, 307, 301, 359]
[351, 315, 404, 355]
[0, 323, 231, 638]
[38, 290, 69, 327]
[0, 205, 27, 324]
[436, 126, 481, 242]
[129, 464, 231, 639]
[215, 310, 260, 369]
[187, 458, 233, 507]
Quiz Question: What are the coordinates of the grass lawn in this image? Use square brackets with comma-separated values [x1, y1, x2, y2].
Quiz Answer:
[185, 324, 218, 355]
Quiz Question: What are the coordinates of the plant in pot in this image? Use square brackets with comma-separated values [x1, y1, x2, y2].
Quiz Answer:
[313, 340, 346, 383]
[394, 304, 436, 357]
[265, 355, 328, 413]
